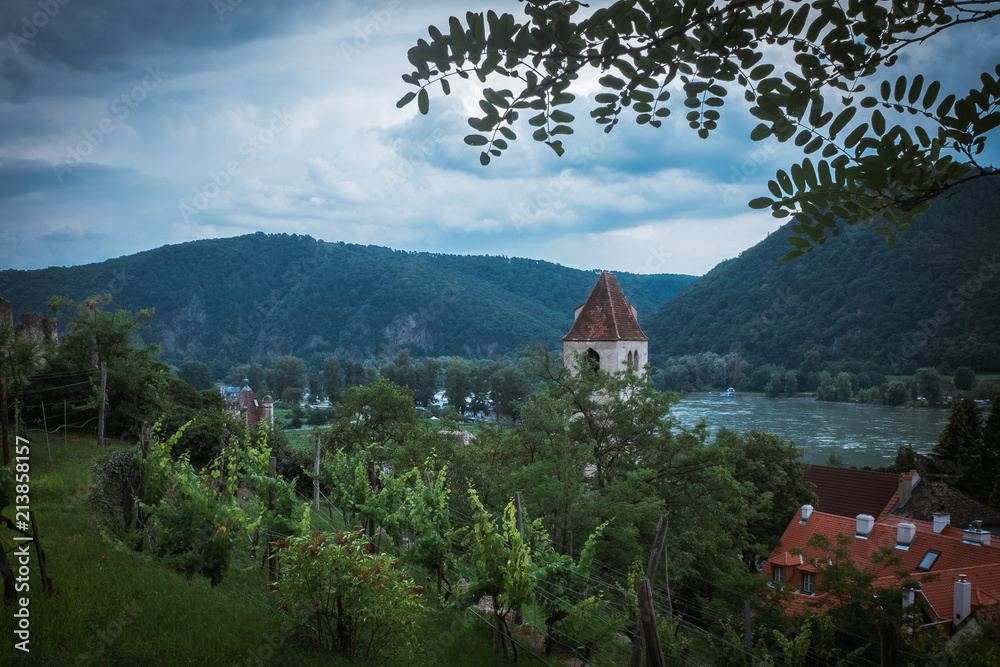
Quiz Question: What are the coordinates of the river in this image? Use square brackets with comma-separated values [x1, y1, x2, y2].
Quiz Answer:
[670, 394, 951, 469]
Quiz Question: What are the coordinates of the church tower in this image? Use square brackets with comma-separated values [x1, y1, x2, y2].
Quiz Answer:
[563, 271, 649, 375]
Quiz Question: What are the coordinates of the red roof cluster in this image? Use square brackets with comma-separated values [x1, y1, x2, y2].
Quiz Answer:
[765, 506, 1000, 629]
[563, 272, 648, 342]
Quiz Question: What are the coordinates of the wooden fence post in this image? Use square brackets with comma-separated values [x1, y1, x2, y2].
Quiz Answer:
[136, 421, 149, 531]
[40, 400, 51, 461]
[636, 578, 665, 667]
[29, 511, 53, 597]
[514, 491, 523, 626]
[267, 456, 278, 581]
[313, 435, 321, 512]
[97, 361, 106, 446]
[630, 515, 669, 667]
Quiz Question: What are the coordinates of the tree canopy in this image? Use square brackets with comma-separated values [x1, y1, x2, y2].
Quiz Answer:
[400, 0, 1000, 260]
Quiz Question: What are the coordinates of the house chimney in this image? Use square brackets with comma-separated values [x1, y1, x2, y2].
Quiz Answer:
[896, 522, 916, 548]
[954, 575, 972, 624]
[800, 505, 813, 522]
[903, 588, 915, 608]
[963, 520, 991, 546]
[933, 507, 950, 534]
[898, 471, 918, 505]
[856, 514, 874, 538]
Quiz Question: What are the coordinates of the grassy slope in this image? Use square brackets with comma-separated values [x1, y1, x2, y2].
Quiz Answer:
[0, 436, 547, 666]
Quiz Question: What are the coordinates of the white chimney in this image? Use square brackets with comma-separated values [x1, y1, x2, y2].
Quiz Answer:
[954, 575, 971, 624]
[896, 522, 916, 548]
[801, 505, 813, 522]
[856, 514, 874, 537]
[903, 588, 915, 607]
[963, 520, 992, 546]
[932, 509, 950, 534]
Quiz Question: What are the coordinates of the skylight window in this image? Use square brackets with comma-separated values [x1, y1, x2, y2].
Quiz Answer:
[916, 550, 940, 572]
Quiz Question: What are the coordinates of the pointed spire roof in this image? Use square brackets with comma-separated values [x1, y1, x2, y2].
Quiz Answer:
[563, 271, 648, 342]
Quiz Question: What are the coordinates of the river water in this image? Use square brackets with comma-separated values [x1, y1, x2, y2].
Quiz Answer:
[670, 394, 950, 469]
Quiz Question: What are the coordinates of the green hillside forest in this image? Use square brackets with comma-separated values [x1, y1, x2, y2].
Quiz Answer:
[645, 179, 1000, 376]
[0, 235, 695, 376]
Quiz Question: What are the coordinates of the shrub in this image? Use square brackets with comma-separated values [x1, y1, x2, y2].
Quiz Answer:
[276, 529, 426, 662]
[89, 450, 144, 542]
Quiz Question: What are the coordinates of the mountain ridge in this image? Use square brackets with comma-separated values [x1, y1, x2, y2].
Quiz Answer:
[0, 233, 696, 375]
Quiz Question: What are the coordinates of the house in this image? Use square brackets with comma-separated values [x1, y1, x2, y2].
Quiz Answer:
[563, 271, 648, 375]
[802, 464, 1000, 529]
[220, 382, 273, 427]
[765, 465, 1000, 634]
[764, 505, 1000, 634]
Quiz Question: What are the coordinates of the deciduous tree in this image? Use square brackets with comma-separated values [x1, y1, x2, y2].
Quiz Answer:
[399, 0, 1000, 260]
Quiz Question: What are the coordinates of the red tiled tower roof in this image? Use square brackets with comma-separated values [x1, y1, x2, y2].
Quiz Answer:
[563, 272, 648, 342]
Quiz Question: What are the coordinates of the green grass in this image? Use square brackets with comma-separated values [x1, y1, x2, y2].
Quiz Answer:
[0, 435, 549, 666]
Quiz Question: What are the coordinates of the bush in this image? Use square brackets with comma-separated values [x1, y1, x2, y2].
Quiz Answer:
[89, 450, 144, 542]
[275, 529, 426, 662]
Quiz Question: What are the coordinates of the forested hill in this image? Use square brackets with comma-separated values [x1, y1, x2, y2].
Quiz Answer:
[644, 179, 1000, 374]
[0, 234, 695, 374]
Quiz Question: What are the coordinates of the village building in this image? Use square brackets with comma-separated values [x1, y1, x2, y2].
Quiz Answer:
[764, 466, 1000, 636]
[220, 382, 273, 427]
[563, 271, 648, 375]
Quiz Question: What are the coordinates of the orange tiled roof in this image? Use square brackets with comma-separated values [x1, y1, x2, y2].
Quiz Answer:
[563, 272, 648, 342]
[764, 507, 1000, 627]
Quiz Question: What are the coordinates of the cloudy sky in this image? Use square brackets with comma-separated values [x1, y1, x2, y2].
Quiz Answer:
[1, 1, 998, 276]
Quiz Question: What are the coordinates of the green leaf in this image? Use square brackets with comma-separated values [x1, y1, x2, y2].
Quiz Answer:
[750, 123, 772, 141]
[418, 89, 429, 115]
[748, 197, 773, 209]
[528, 113, 547, 127]
[828, 107, 857, 137]
[396, 91, 417, 109]
[441, 79, 451, 95]
[871, 110, 885, 136]
[844, 123, 869, 149]
[598, 75, 626, 90]
[893, 76, 907, 103]
[750, 64, 775, 80]
[922, 80, 940, 109]
[908, 75, 924, 105]
[545, 140, 565, 156]
[480, 151, 490, 165]
[464, 134, 488, 146]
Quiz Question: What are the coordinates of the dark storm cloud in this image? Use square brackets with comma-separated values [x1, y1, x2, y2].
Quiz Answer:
[1, 0, 338, 71]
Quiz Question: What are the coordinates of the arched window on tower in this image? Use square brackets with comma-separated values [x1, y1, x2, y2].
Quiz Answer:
[626, 351, 633, 368]
[586, 348, 601, 371]
[633, 349, 640, 369]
